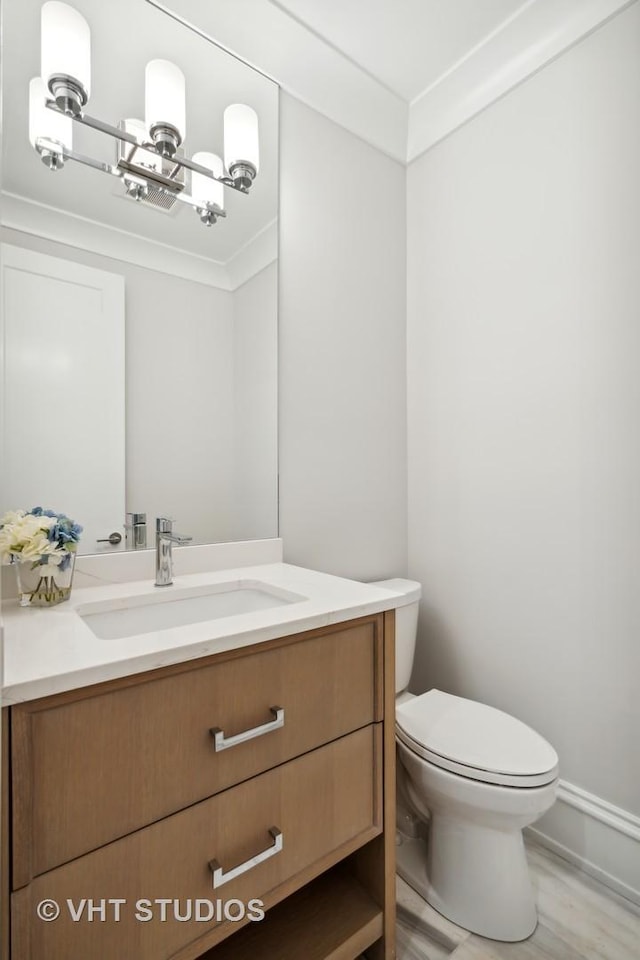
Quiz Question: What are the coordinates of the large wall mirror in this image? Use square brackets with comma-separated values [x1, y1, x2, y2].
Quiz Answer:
[0, 0, 278, 555]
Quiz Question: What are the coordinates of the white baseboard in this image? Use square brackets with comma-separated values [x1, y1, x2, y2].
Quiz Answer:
[525, 779, 640, 907]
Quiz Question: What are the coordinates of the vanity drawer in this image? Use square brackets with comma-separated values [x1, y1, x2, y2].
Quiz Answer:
[12, 725, 381, 960]
[12, 617, 382, 883]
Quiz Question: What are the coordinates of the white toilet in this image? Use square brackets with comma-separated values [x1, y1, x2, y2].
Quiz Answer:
[371, 579, 559, 943]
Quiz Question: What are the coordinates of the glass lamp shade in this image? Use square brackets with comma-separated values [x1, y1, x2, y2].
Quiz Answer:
[41, 1, 91, 99]
[191, 152, 224, 210]
[224, 104, 260, 173]
[29, 76, 73, 149]
[145, 60, 186, 142]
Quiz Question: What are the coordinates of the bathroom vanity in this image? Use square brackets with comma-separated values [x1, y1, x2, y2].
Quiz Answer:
[1, 555, 403, 960]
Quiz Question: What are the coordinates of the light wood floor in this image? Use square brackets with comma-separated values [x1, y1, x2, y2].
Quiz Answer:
[393, 840, 640, 960]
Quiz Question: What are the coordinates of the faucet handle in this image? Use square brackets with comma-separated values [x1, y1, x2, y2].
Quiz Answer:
[156, 516, 174, 534]
[127, 512, 147, 526]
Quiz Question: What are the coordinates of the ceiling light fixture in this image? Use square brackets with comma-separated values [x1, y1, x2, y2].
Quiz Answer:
[30, 1, 260, 226]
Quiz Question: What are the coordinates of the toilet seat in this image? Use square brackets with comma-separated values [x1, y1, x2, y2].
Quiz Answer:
[396, 690, 559, 788]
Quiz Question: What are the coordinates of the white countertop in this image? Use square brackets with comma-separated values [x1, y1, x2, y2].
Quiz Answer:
[1, 562, 411, 704]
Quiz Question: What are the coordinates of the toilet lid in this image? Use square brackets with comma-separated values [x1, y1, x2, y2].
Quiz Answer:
[396, 690, 558, 787]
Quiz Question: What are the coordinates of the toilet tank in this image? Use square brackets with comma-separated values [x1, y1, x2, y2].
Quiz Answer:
[369, 579, 422, 694]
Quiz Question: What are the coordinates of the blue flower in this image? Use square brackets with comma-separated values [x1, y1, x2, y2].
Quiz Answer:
[26, 507, 82, 552]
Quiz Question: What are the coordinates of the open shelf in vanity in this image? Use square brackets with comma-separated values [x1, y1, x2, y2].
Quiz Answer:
[202, 867, 383, 960]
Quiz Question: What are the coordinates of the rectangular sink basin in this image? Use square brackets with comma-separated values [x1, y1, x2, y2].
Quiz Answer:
[77, 581, 306, 640]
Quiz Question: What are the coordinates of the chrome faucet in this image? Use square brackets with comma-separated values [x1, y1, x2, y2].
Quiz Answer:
[155, 517, 192, 587]
[125, 511, 147, 550]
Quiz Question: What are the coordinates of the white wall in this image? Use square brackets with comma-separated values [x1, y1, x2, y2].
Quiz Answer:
[232, 261, 278, 541]
[124, 264, 235, 544]
[279, 94, 408, 580]
[407, 2, 640, 896]
[2, 85, 415, 576]
[0, 227, 236, 546]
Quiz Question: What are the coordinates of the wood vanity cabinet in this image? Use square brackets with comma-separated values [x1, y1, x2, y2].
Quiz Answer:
[1, 611, 396, 960]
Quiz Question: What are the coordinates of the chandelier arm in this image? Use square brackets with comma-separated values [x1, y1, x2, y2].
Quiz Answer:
[47, 102, 140, 147]
[64, 149, 122, 176]
[171, 192, 227, 217]
[36, 138, 226, 220]
[44, 100, 250, 194]
[172, 156, 248, 193]
[36, 139, 122, 177]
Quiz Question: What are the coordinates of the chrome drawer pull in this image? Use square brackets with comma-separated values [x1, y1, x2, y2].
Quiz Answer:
[209, 827, 283, 889]
[210, 706, 284, 752]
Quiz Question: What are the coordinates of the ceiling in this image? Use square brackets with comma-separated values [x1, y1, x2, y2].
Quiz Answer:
[2, 0, 632, 274]
[161, 0, 635, 162]
[270, 0, 526, 102]
[1, 0, 278, 284]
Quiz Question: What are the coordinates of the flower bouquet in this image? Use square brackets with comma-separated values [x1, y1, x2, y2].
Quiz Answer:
[0, 507, 83, 606]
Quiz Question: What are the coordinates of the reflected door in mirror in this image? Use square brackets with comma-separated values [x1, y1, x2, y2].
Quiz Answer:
[0, 244, 125, 550]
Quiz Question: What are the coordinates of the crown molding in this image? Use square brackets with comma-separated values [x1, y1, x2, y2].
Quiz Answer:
[0, 192, 276, 291]
[408, 0, 636, 162]
[147, 0, 409, 164]
[226, 219, 278, 290]
[152, 0, 636, 166]
[0, 192, 230, 288]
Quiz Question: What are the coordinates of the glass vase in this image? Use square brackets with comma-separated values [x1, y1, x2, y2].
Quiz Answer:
[12, 555, 76, 607]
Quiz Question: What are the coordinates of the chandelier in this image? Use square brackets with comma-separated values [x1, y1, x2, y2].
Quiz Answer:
[29, 1, 260, 226]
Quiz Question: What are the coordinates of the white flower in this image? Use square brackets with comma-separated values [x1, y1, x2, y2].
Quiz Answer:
[21, 535, 55, 559]
[0, 512, 58, 563]
[0, 508, 80, 566]
[0, 509, 26, 525]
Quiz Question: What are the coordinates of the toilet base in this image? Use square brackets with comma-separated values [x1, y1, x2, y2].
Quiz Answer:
[396, 820, 538, 943]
